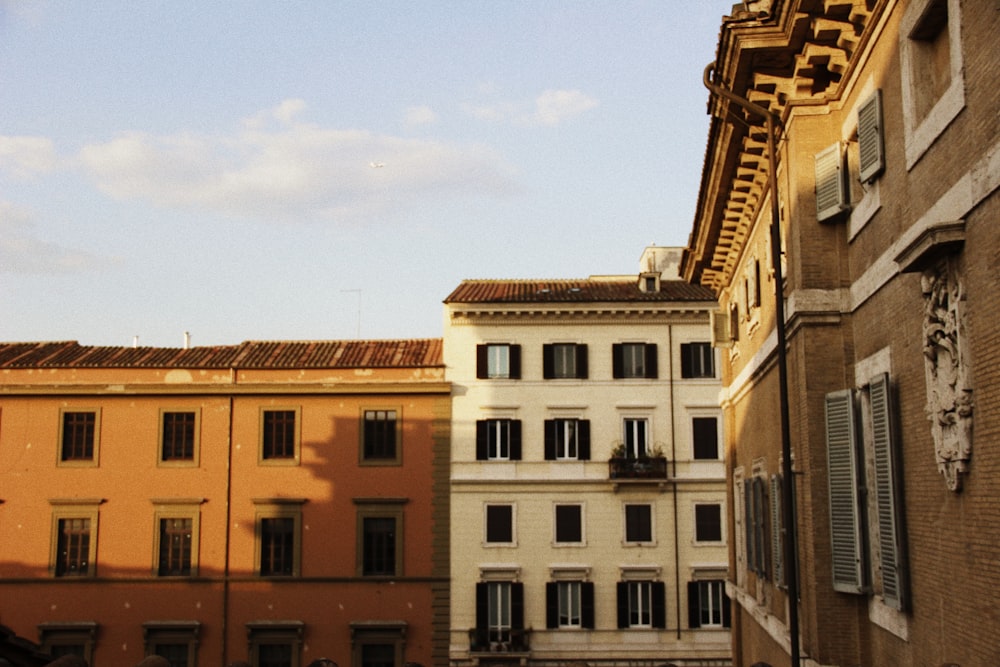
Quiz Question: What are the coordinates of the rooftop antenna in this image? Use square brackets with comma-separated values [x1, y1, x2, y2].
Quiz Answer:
[341, 289, 362, 338]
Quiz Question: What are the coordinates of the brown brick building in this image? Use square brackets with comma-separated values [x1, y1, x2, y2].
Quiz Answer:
[683, 0, 999, 665]
[0, 340, 451, 667]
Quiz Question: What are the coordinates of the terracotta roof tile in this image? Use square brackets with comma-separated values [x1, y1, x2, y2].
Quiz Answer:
[0, 339, 443, 370]
[443, 278, 717, 303]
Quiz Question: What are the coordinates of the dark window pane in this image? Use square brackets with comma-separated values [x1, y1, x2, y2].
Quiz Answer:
[625, 505, 652, 542]
[696, 504, 722, 542]
[486, 505, 513, 543]
[260, 517, 294, 576]
[363, 517, 397, 576]
[162, 412, 196, 461]
[363, 410, 397, 460]
[555, 505, 582, 543]
[56, 518, 90, 576]
[159, 518, 193, 576]
[361, 643, 395, 667]
[262, 411, 296, 459]
[693, 417, 719, 459]
[61, 412, 95, 461]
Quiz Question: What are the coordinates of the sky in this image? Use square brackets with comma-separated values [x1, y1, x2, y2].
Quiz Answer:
[0, 1, 732, 347]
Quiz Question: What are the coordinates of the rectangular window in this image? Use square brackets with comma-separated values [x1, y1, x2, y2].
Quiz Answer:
[362, 409, 399, 463]
[485, 504, 514, 544]
[624, 504, 652, 544]
[680, 342, 715, 378]
[695, 504, 723, 542]
[476, 343, 521, 379]
[158, 518, 193, 576]
[544, 418, 591, 460]
[160, 411, 197, 463]
[554, 504, 583, 544]
[254, 500, 303, 578]
[543, 343, 588, 379]
[476, 419, 522, 461]
[474, 582, 525, 650]
[616, 581, 665, 629]
[687, 580, 731, 628]
[143, 622, 200, 667]
[360, 644, 395, 667]
[545, 580, 595, 629]
[59, 410, 98, 464]
[692, 417, 719, 459]
[623, 418, 648, 458]
[38, 623, 97, 666]
[362, 517, 397, 576]
[745, 475, 769, 577]
[351, 624, 406, 667]
[247, 621, 303, 667]
[261, 409, 298, 463]
[612, 343, 657, 379]
[55, 518, 91, 577]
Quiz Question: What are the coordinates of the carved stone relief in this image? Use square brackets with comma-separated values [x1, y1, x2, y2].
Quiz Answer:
[921, 257, 973, 491]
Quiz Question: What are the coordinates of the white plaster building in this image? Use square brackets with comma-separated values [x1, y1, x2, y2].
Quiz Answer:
[444, 247, 731, 667]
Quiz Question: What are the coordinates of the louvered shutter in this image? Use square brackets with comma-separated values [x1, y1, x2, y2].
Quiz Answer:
[581, 582, 595, 629]
[474, 582, 489, 648]
[544, 420, 557, 460]
[770, 474, 785, 587]
[511, 582, 525, 631]
[576, 344, 589, 379]
[509, 420, 522, 460]
[616, 582, 629, 628]
[825, 389, 866, 593]
[687, 581, 701, 629]
[722, 588, 731, 627]
[644, 343, 658, 378]
[858, 90, 885, 183]
[578, 420, 591, 460]
[476, 345, 488, 379]
[612, 344, 624, 378]
[744, 479, 754, 574]
[545, 582, 558, 628]
[542, 344, 555, 379]
[870, 372, 906, 610]
[815, 142, 849, 222]
[651, 581, 667, 628]
[475, 421, 488, 460]
[508, 345, 521, 379]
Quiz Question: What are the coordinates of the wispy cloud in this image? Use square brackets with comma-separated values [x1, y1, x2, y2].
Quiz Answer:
[0, 100, 520, 224]
[0, 201, 110, 274]
[403, 105, 438, 127]
[464, 88, 599, 127]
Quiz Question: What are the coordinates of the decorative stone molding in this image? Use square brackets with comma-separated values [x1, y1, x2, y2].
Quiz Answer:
[919, 257, 973, 491]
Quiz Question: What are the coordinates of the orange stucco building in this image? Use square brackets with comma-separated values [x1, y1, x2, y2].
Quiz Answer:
[0, 339, 451, 667]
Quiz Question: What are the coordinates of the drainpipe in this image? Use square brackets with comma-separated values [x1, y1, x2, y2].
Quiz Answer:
[222, 384, 235, 667]
[703, 62, 800, 667]
[667, 323, 681, 640]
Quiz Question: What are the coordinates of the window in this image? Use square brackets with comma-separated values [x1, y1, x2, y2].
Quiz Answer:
[159, 518, 193, 576]
[362, 409, 400, 464]
[900, 0, 965, 167]
[695, 504, 723, 543]
[350, 623, 406, 667]
[616, 581, 666, 629]
[143, 622, 200, 667]
[544, 418, 590, 460]
[815, 142, 850, 222]
[474, 582, 525, 648]
[247, 621, 303, 667]
[160, 410, 198, 464]
[680, 342, 715, 378]
[687, 580, 731, 628]
[477, 343, 521, 379]
[692, 417, 719, 459]
[355, 500, 405, 577]
[744, 475, 768, 577]
[485, 504, 514, 544]
[623, 418, 648, 458]
[254, 499, 304, 577]
[260, 408, 299, 463]
[826, 373, 908, 609]
[152, 499, 202, 577]
[554, 504, 583, 544]
[38, 623, 97, 666]
[857, 89, 886, 183]
[543, 343, 588, 379]
[476, 419, 522, 461]
[49, 500, 101, 578]
[545, 581, 595, 629]
[612, 343, 657, 379]
[624, 504, 653, 544]
[58, 409, 99, 465]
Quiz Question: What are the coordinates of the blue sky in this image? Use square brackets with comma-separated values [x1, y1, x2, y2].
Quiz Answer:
[1, 1, 730, 347]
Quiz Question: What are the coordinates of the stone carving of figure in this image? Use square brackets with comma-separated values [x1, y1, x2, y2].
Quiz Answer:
[921, 258, 973, 491]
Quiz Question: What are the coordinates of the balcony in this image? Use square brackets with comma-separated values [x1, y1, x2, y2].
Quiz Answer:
[468, 628, 530, 657]
[608, 456, 668, 480]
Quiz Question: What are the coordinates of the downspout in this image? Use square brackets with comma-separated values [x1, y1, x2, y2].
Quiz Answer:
[221, 369, 236, 667]
[667, 323, 681, 640]
[703, 62, 801, 667]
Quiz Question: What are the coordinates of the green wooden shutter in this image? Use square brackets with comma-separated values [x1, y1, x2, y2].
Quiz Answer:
[825, 389, 866, 593]
[858, 89, 885, 183]
[870, 372, 906, 610]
